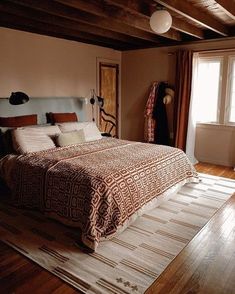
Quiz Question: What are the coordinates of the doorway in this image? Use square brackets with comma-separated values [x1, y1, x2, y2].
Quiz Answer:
[99, 62, 119, 137]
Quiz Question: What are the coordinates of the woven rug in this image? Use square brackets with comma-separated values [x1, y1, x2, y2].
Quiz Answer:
[0, 173, 234, 294]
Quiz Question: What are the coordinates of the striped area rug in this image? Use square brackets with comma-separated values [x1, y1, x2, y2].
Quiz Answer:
[0, 173, 234, 294]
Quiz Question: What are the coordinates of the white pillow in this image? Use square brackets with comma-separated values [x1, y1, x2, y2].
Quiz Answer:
[57, 122, 102, 142]
[56, 122, 79, 133]
[26, 125, 61, 137]
[82, 122, 102, 141]
[56, 130, 85, 147]
[1, 125, 61, 136]
[12, 128, 56, 154]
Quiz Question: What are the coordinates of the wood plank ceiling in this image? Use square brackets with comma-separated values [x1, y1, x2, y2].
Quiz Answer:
[0, 0, 235, 50]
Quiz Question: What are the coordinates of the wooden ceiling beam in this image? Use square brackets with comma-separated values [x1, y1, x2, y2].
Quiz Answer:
[171, 17, 204, 39]
[105, 0, 204, 39]
[155, 0, 229, 36]
[0, 12, 131, 50]
[1, 1, 151, 47]
[105, 0, 154, 17]
[215, 0, 235, 21]
[8, 0, 167, 44]
[55, 0, 181, 41]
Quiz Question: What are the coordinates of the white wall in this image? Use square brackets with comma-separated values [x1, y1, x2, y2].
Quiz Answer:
[0, 27, 121, 121]
[195, 123, 235, 166]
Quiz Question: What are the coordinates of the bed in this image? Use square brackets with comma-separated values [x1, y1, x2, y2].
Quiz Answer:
[0, 120, 198, 251]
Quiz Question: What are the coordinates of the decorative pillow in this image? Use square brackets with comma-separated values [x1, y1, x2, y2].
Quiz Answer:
[0, 114, 37, 127]
[56, 130, 85, 147]
[12, 128, 56, 154]
[46, 112, 78, 124]
[57, 122, 102, 142]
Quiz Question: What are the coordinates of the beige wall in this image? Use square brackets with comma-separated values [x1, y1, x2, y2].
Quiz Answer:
[0, 27, 121, 121]
[121, 47, 174, 141]
[121, 38, 235, 142]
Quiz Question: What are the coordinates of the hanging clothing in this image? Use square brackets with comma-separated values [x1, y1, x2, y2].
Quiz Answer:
[144, 82, 159, 143]
[153, 82, 170, 146]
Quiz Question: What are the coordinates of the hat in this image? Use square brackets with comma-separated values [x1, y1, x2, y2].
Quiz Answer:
[163, 87, 174, 104]
[165, 88, 175, 97]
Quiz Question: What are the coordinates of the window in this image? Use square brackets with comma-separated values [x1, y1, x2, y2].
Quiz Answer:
[228, 58, 235, 123]
[194, 52, 235, 125]
[195, 58, 222, 123]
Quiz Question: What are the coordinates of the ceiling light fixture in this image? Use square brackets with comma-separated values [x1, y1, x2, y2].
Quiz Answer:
[150, 9, 172, 34]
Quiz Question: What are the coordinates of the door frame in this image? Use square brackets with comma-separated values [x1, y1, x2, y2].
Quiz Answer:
[96, 57, 121, 138]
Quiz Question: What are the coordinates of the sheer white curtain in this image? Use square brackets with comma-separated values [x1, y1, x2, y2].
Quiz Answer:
[186, 52, 199, 164]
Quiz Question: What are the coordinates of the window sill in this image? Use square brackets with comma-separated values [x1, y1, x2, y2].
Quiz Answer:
[196, 122, 235, 131]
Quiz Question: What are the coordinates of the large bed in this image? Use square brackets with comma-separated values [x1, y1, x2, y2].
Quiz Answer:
[0, 127, 198, 250]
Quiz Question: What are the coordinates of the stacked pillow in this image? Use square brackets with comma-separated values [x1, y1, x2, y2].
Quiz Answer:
[46, 112, 78, 124]
[56, 129, 85, 147]
[11, 125, 61, 154]
[2, 121, 102, 154]
[0, 114, 37, 127]
[57, 122, 102, 146]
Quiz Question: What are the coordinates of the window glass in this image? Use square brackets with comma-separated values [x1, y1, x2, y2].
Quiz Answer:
[229, 60, 235, 122]
[195, 59, 221, 123]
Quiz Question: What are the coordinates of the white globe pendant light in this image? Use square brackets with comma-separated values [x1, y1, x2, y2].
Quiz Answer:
[150, 10, 172, 34]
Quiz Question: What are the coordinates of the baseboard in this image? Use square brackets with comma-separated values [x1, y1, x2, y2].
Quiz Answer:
[197, 156, 233, 167]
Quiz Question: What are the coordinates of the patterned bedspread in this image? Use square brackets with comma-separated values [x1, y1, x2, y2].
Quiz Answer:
[0, 138, 198, 250]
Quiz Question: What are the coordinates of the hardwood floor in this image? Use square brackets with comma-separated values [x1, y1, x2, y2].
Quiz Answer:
[195, 162, 235, 179]
[0, 163, 234, 294]
[0, 242, 78, 293]
[146, 193, 235, 294]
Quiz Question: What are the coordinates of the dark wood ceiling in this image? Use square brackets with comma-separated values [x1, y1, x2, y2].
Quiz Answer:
[0, 0, 235, 50]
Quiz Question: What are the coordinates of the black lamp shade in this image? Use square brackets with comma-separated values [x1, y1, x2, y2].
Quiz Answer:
[97, 96, 104, 108]
[9, 92, 29, 105]
[90, 96, 95, 105]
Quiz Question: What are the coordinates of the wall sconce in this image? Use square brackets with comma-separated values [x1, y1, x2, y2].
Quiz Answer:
[90, 89, 104, 121]
[150, 8, 172, 34]
[7, 91, 30, 105]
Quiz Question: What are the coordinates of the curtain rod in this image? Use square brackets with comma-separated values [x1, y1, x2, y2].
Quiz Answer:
[196, 47, 235, 54]
[168, 47, 235, 55]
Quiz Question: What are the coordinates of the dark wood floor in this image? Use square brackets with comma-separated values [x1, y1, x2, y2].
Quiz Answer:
[0, 163, 235, 294]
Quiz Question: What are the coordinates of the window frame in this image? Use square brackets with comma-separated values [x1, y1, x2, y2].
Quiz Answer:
[226, 56, 235, 125]
[196, 51, 235, 126]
